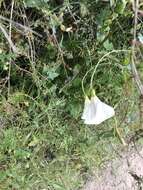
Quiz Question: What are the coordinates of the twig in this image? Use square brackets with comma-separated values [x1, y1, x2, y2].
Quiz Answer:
[0, 23, 18, 54]
[132, 0, 143, 128]
[131, 0, 143, 95]
[0, 15, 42, 37]
[8, 0, 14, 96]
[20, 6, 35, 63]
[132, 1, 143, 17]
[9, 1, 14, 41]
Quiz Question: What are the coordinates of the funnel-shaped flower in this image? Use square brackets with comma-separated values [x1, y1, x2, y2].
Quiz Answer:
[81, 95, 115, 125]
[81, 96, 91, 120]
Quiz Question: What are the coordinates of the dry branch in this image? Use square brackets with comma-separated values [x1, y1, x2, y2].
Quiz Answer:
[0, 23, 19, 54]
[0, 15, 42, 37]
[132, 0, 143, 128]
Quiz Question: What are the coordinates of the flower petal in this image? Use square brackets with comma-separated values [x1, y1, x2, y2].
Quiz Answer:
[81, 96, 91, 120]
[83, 96, 115, 125]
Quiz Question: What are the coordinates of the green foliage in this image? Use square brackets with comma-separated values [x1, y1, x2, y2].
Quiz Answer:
[0, 0, 141, 189]
[24, 0, 50, 9]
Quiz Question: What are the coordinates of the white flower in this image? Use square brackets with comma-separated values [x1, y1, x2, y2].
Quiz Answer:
[81, 95, 115, 125]
[81, 96, 91, 120]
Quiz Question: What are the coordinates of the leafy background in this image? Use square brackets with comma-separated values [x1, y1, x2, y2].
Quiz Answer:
[0, 0, 143, 189]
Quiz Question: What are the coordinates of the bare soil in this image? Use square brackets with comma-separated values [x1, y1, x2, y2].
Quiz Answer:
[82, 143, 143, 190]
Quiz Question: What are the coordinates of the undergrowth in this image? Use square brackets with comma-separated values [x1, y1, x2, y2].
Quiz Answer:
[0, 0, 143, 189]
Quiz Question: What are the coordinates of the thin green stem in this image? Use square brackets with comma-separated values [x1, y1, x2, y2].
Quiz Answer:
[81, 68, 93, 96]
[81, 44, 94, 96]
[90, 49, 130, 90]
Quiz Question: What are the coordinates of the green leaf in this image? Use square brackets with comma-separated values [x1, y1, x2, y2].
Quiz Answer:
[115, 0, 127, 14]
[24, 0, 49, 8]
[68, 102, 82, 119]
[8, 92, 26, 105]
[103, 40, 113, 50]
[28, 136, 39, 147]
[80, 3, 89, 17]
[14, 149, 31, 159]
[47, 68, 59, 80]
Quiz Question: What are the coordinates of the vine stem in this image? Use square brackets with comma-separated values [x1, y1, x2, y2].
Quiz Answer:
[90, 49, 130, 90]
[81, 68, 92, 97]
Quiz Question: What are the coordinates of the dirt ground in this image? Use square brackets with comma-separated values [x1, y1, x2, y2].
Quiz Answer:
[82, 143, 143, 190]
